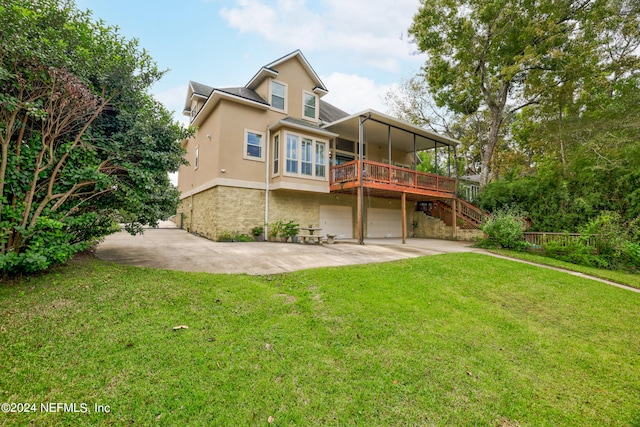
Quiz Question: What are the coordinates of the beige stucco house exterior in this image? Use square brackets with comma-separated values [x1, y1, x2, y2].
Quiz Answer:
[176, 50, 483, 242]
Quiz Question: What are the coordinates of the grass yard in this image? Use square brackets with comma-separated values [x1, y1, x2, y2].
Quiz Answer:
[490, 249, 640, 290]
[1, 252, 639, 426]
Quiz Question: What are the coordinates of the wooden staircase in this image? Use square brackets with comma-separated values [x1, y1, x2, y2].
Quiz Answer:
[420, 198, 487, 230]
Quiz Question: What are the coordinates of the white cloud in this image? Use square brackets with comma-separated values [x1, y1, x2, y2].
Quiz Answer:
[321, 72, 398, 114]
[219, 0, 424, 73]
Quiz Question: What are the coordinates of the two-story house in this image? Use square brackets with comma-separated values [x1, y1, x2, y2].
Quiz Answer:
[176, 50, 483, 243]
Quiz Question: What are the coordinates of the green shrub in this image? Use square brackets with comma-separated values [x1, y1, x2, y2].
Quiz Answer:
[480, 207, 529, 251]
[281, 220, 300, 239]
[579, 211, 640, 269]
[542, 240, 610, 269]
[235, 234, 254, 242]
[625, 242, 640, 267]
[0, 214, 112, 276]
[217, 231, 234, 242]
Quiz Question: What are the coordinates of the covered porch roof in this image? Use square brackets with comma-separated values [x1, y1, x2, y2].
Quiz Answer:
[322, 109, 460, 152]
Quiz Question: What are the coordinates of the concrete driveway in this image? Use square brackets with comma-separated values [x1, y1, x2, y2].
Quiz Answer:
[96, 226, 482, 275]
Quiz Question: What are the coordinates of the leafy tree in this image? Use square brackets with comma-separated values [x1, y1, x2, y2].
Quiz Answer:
[408, 0, 621, 187]
[385, 76, 488, 178]
[0, 0, 190, 275]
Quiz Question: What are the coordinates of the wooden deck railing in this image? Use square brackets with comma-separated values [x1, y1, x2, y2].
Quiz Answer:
[424, 199, 487, 229]
[330, 160, 456, 195]
[523, 232, 599, 247]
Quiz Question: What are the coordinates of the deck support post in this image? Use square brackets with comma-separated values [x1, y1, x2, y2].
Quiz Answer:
[358, 114, 370, 245]
[452, 197, 457, 239]
[401, 192, 407, 244]
[388, 126, 392, 166]
[357, 186, 363, 244]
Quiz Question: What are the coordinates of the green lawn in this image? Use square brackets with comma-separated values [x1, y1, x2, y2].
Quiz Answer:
[490, 249, 640, 290]
[1, 253, 639, 426]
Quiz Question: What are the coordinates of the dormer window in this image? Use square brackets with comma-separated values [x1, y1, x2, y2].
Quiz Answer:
[271, 81, 286, 111]
[303, 91, 318, 121]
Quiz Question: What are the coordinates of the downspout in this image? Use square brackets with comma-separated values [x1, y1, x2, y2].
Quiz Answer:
[264, 128, 270, 241]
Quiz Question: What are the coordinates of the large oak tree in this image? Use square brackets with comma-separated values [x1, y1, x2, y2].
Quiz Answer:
[408, 0, 631, 187]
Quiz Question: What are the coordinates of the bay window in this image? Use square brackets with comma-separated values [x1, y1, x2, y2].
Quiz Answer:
[280, 132, 327, 179]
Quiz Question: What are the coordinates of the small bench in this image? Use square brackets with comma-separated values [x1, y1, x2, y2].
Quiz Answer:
[299, 234, 322, 244]
[299, 227, 323, 244]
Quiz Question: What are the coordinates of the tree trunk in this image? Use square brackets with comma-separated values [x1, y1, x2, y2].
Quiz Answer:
[478, 78, 509, 188]
[479, 109, 502, 187]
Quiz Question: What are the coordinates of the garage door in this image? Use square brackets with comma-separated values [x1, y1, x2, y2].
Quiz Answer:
[320, 205, 353, 239]
[367, 208, 402, 238]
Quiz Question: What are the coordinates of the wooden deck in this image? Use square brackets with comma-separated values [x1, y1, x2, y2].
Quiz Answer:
[330, 160, 457, 199]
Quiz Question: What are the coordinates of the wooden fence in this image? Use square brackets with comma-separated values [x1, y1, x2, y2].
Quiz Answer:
[523, 232, 599, 247]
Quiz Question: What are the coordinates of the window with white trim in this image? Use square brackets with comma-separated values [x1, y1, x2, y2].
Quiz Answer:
[194, 145, 199, 169]
[301, 138, 313, 175]
[244, 129, 265, 161]
[303, 91, 317, 120]
[315, 142, 326, 177]
[273, 134, 280, 175]
[271, 81, 286, 111]
[286, 134, 298, 174]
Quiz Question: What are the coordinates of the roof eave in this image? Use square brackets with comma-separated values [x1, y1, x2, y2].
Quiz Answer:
[191, 90, 269, 126]
[269, 119, 339, 138]
[324, 109, 460, 147]
[246, 67, 279, 90]
[313, 86, 328, 96]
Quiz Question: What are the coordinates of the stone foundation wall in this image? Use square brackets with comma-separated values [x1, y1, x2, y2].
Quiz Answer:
[413, 211, 451, 239]
[456, 228, 485, 241]
[412, 211, 484, 241]
[268, 191, 320, 229]
[176, 187, 265, 240]
[176, 186, 485, 242]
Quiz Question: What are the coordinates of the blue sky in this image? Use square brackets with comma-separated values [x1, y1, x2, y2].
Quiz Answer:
[75, 0, 428, 125]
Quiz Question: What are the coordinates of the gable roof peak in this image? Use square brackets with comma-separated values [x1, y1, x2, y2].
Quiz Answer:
[246, 50, 327, 93]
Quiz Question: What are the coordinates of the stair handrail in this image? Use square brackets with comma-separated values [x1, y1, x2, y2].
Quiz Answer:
[433, 198, 487, 229]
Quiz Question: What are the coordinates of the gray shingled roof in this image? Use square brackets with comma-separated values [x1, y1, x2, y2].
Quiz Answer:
[190, 81, 214, 97]
[218, 87, 268, 105]
[280, 116, 325, 131]
[189, 82, 268, 105]
[188, 81, 349, 121]
[319, 100, 350, 123]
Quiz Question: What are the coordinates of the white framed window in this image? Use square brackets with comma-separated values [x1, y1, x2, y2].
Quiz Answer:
[303, 91, 318, 121]
[194, 145, 199, 170]
[301, 138, 313, 175]
[244, 129, 265, 161]
[271, 80, 287, 112]
[273, 134, 280, 175]
[283, 132, 328, 180]
[286, 134, 298, 174]
[315, 142, 326, 177]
